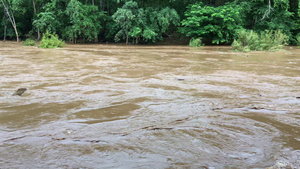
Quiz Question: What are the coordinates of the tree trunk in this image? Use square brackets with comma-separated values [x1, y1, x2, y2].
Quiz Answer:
[2, 0, 19, 42]
[32, 0, 36, 14]
[99, 0, 103, 11]
[37, 28, 41, 40]
[126, 32, 129, 45]
[3, 20, 7, 42]
[32, 0, 41, 40]
[261, 0, 272, 21]
[73, 32, 75, 44]
[13, 25, 19, 42]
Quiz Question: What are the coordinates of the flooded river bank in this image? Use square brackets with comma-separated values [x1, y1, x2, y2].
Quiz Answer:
[0, 42, 300, 168]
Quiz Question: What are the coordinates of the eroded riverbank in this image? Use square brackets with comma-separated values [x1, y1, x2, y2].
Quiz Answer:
[0, 42, 300, 168]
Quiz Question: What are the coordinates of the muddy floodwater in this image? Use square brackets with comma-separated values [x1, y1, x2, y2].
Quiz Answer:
[0, 42, 300, 168]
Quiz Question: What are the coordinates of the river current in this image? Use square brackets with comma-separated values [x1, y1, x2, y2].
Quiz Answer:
[0, 42, 300, 168]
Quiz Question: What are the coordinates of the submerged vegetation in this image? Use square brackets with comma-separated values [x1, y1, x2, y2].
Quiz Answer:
[40, 31, 65, 48]
[1, 0, 300, 48]
[189, 38, 203, 47]
[232, 30, 289, 52]
[22, 39, 36, 46]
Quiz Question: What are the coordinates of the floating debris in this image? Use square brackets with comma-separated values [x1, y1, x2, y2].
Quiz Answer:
[12, 88, 27, 96]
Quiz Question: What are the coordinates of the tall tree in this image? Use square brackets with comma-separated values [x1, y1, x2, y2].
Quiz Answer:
[112, 1, 139, 44]
[113, 1, 180, 44]
[33, 0, 66, 36]
[1, 0, 19, 42]
[65, 0, 105, 43]
[181, 2, 243, 44]
[0, 0, 299, 43]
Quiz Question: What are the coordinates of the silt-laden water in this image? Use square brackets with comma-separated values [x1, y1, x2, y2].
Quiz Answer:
[0, 42, 300, 168]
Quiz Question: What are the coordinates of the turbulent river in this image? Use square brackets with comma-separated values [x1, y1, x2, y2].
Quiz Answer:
[0, 42, 300, 168]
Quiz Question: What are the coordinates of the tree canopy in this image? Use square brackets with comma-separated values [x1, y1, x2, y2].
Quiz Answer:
[0, 0, 299, 44]
[180, 2, 243, 44]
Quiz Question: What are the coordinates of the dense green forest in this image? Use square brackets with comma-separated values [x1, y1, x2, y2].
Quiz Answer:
[1, 0, 300, 45]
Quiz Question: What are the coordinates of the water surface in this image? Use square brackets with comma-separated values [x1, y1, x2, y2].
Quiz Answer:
[0, 42, 300, 168]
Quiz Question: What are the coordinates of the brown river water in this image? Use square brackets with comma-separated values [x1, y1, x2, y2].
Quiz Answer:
[0, 42, 300, 168]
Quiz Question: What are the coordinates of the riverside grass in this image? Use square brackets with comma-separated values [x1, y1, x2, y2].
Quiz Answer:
[232, 30, 289, 52]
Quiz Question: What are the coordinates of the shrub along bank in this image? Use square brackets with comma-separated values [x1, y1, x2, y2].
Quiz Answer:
[40, 31, 65, 48]
[231, 30, 289, 52]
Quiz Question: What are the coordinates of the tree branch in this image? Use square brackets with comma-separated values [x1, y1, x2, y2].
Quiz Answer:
[260, 0, 273, 21]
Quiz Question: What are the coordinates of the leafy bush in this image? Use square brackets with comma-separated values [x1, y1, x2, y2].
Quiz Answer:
[232, 30, 289, 52]
[236, 30, 260, 50]
[22, 39, 36, 46]
[40, 31, 65, 48]
[64, 0, 105, 43]
[232, 39, 251, 52]
[189, 38, 203, 47]
[181, 2, 243, 44]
